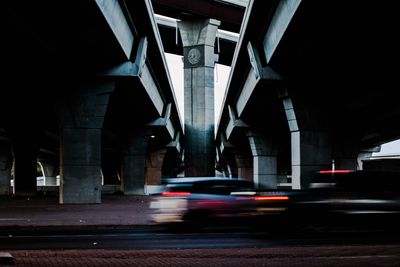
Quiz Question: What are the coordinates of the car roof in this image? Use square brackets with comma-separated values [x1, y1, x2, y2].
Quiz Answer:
[165, 177, 245, 184]
[311, 170, 400, 190]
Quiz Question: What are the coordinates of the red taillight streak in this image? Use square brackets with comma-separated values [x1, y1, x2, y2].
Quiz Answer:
[255, 196, 289, 201]
[236, 196, 289, 201]
[162, 192, 190, 197]
[319, 170, 350, 174]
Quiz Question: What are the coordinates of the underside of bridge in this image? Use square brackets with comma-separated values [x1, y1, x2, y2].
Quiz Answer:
[270, 0, 400, 146]
[0, 0, 184, 202]
[216, 0, 400, 189]
[152, 0, 245, 66]
[1, 0, 399, 203]
[0, 0, 248, 203]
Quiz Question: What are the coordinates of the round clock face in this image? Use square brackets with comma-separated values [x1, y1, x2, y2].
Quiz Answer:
[187, 48, 201, 65]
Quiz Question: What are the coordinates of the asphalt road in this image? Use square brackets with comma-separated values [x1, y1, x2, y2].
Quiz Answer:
[1, 226, 400, 250]
[2, 227, 400, 266]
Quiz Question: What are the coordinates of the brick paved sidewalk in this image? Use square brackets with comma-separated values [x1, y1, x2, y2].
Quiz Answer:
[0, 195, 154, 228]
[1, 195, 400, 266]
[4, 245, 400, 267]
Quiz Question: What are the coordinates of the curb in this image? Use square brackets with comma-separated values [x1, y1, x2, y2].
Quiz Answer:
[0, 224, 158, 235]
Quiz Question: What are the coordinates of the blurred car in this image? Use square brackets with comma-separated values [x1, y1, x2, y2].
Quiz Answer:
[289, 170, 400, 228]
[149, 177, 291, 226]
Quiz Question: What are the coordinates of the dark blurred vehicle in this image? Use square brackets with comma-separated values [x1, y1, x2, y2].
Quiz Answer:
[150, 171, 400, 230]
[149, 177, 291, 227]
[289, 170, 400, 228]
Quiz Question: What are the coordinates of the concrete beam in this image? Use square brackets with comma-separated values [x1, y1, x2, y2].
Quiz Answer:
[103, 37, 148, 77]
[225, 105, 248, 141]
[148, 103, 175, 140]
[155, 14, 239, 43]
[144, 0, 185, 131]
[219, 133, 234, 154]
[95, 0, 134, 60]
[236, 42, 281, 117]
[103, 38, 164, 117]
[178, 19, 221, 47]
[236, 68, 258, 117]
[218, 0, 249, 8]
[263, 0, 302, 63]
[247, 41, 263, 79]
[139, 66, 167, 117]
[167, 131, 181, 153]
[60, 82, 115, 129]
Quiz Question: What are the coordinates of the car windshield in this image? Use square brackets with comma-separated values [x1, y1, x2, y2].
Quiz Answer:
[163, 178, 255, 195]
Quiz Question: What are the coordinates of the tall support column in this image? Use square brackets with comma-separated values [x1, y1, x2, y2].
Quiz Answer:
[121, 131, 149, 195]
[101, 151, 120, 185]
[247, 131, 278, 188]
[292, 130, 332, 188]
[145, 148, 167, 194]
[0, 142, 13, 195]
[222, 152, 238, 178]
[333, 135, 361, 170]
[334, 155, 359, 170]
[41, 161, 58, 185]
[225, 164, 233, 178]
[233, 148, 253, 181]
[59, 81, 115, 204]
[11, 137, 39, 197]
[178, 19, 220, 177]
[219, 133, 237, 178]
[60, 128, 102, 203]
[279, 90, 331, 189]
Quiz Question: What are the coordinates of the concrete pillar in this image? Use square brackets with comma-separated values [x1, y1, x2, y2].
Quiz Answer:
[145, 148, 167, 194]
[222, 153, 237, 178]
[11, 138, 39, 197]
[334, 157, 358, 170]
[219, 141, 238, 178]
[292, 130, 332, 188]
[101, 151, 120, 185]
[226, 164, 233, 178]
[121, 131, 149, 195]
[0, 143, 13, 195]
[247, 132, 278, 188]
[279, 91, 331, 189]
[59, 81, 115, 204]
[358, 146, 380, 170]
[233, 149, 253, 181]
[161, 149, 181, 178]
[333, 136, 361, 170]
[178, 19, 220, 177]
[41, 161, 58, 186]
[60, 128, 102, 203]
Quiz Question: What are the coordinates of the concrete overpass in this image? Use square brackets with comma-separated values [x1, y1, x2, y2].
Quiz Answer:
[152, 0, 246, 66]
[1, 0, 399, 204]
[0, 0, 183, 203]
[0, 0, 249, 203]
[216, 0, 400, 189]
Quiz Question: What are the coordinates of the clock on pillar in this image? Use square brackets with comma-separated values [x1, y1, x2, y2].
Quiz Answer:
[183, 45, 204, 68]
[188, 48, 201, 64]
